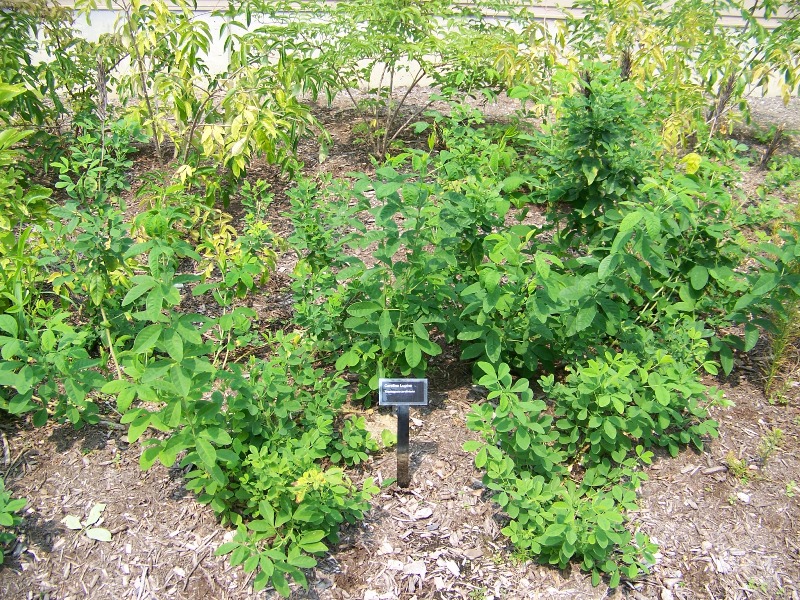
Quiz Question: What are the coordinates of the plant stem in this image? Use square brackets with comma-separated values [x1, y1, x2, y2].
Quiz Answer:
[119, 0, 164, 163]
[100, 306, 122, 379]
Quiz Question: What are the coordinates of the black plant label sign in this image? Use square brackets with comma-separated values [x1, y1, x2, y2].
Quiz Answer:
[378, 378, 428, 406]
[378, 378, 428, 488]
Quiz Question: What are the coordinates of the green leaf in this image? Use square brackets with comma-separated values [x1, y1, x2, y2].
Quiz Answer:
[195, 438, 217, 469]
[689, 266, 709, 291]
[346, 301, 383, 317]
[0, 315, 18, 337]
[737, 293, 762, 316]
[417, 337, 441, 357]
[618, 211, 643, 233]
[288, 554, 317, 569]
[501, 174, 526, 192]
[143, 287, 165, 321]
[378, 310, 392, 340]
[573, 304, 597, 333]
[653, 385, 670, 405]
[86, 528, 112, 542]
[101, 379, 129, 395]
[750, 272, 780, 297]
[463, 440, 482, 452]
[603, 420, 616, 440]
[33, 409, 48, 427]
[117, 388, 136, 413]
[140, 445, 161, 470]
[405, 341, 422, 369]
[413, 320, 429, 341]
[597, 254, 617, 281]
[171, 365, 192, 397]
[272, 572, 291, 598]
[248, 520, 275, 533]
[253, 570, 270, 592]
[485, 329, 502, 363]
[719, 344, 734, 375]
[582, 158, 601, 185]
[132, 324, 162, 355]
[122, 280, 156, 307]
[516, 428, 531, 451]
[375, 181, 402, 198]
[201, 427, 232, 446]
[162, 328, 184, 362]
[457, 327, 485, 341]
[335, 350, 359, 371]
[127, 413, 151, 443]
[215, 542, 239, 556]
[743, 323, 759, 352]
[243, 554, 259, 573]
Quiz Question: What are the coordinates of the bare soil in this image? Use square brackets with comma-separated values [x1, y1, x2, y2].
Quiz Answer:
[1, 89, 799, 600]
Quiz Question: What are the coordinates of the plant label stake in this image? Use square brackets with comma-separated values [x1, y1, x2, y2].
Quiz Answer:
[378, 378, 428, 488]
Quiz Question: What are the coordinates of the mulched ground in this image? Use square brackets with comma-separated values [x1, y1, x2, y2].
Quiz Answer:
[1, 89, 799, 600]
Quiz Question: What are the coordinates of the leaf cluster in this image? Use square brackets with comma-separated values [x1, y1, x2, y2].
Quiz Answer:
[0, 476, 26, 564]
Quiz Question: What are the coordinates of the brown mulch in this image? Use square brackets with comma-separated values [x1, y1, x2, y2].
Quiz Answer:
[1, 89, 800, 600]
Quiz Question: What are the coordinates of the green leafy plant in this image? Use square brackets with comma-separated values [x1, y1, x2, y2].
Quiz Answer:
[101, 310, 382, 596]
[786, 481, 797, 498]
[62, 502, 112, 542]
[559, 0, 800, 148]
[757, 428, 783, 466]
[544, 349, 720, 463]
[330, 416, 379, 466]
[526, 64, 661, 242]
[725, 452, 750, 482]
[215, 468, 378, 595]
[0, 85, 53, 320]
[0, 310, 105, 426]
[0, 0, 101, 129]
[463, 360, 659, 588]
[50, 114, 146, 204]
[291, 161, 457, 401]
[0, 477, 26, 564]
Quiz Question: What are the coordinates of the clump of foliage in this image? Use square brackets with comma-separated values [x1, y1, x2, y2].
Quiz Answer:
[0, 477, 26, 564]
[230, 0, 523, 159]
[284, 63, 800, 588]
[526, 65, 660, 241]
[504, 0, 800, 150]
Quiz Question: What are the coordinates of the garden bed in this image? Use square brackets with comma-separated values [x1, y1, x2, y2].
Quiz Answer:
[2, 93, 799, 600]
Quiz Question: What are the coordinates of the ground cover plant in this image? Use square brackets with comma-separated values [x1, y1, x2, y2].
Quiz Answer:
[0, 0, 799, 597]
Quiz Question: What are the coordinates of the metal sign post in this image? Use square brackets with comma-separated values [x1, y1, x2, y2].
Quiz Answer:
[378, 378, 428, 488]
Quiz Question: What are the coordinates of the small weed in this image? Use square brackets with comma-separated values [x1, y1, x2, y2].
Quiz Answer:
[62, 503, 112, 543]
[766, 154, 800, 193]
[469, 586, 488, 600]
[757, 428, 784, 466]
[725, 451, 749, 482]
[747, 578, 768, 593]
[0, 478, 26, 565]
[786, 481, 797, 498]
[727, 494, 738, 506]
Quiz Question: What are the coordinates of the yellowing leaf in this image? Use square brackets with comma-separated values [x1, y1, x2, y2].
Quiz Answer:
[681, 152, 702, 175]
